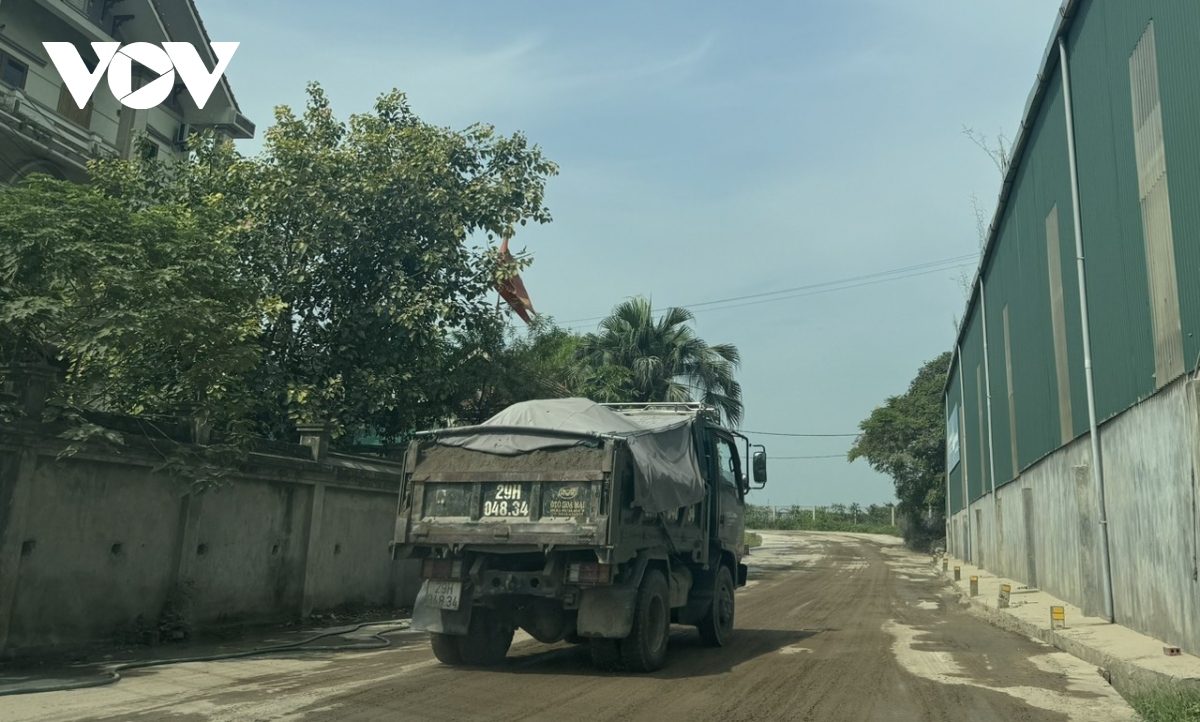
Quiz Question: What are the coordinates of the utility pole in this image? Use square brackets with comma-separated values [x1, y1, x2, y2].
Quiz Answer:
[891, 505, 896, 526]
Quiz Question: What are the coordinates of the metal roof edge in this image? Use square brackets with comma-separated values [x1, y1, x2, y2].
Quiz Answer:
[944, 0, 1082, 399]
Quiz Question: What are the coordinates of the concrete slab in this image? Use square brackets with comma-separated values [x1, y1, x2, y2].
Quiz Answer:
[937, 552, 1200, 695]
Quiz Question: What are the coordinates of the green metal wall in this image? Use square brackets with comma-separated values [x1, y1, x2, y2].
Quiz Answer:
[945, 0, 1200, 507]
[984, 76, 1076, 485]
[959, 311, 989, 502]
[1068, 1, 1157, 421]
[947, 362, 964, 514]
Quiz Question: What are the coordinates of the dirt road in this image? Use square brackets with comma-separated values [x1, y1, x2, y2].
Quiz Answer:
[0, 532, 1136, 722]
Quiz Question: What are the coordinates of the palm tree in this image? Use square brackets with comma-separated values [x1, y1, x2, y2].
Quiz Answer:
[576, 296, 743, 426]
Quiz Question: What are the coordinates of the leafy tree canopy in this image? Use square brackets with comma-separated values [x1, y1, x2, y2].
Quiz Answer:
[0, 175, 262, 425]
[576, 297, 743, 426]
[1, 83, 559, 451]
[848, 351, 951, 536]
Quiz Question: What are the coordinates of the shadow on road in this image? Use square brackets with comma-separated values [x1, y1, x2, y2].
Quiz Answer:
[494, 626, 825, 680]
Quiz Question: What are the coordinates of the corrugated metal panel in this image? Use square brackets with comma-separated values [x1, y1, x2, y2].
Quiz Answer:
[1003, 305, 1018, 477]
[947, 361, 965, 515]
[1012, 79, 1072, 475]
[975, 75, 1071, 483]
[982, 252, 1013, 486]
[1046, 203, 1074, 444]
[1150, 1, 1200, 373]
[1129, 20, 1185, 388]
[1067, 0, 1157, 423]
[947, 0, 1200, 501]
[960, 311, 988, 503]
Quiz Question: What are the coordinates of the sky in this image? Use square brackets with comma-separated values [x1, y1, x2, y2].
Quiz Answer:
[198, 0, 1060, 508]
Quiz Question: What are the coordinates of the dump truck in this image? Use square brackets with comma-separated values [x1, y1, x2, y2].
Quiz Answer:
[390, 398, 767, 672]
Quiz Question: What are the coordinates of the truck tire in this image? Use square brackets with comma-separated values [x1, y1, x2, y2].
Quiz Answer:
[619, 568, 670, 672]
[430, 632, 465, 665]
[589, 638, 622, 671]
[458, 608, 514, 666]
[697, 564, 735, 647]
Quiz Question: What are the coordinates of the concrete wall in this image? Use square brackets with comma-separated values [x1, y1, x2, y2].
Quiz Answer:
[949, 375, 1200, 654]
[0, 429, 421, 658]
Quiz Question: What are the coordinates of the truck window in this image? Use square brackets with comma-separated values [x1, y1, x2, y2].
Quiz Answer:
[715, 437, 740, 490]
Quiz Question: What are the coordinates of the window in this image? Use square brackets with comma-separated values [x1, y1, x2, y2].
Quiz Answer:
[0, 52, 27, 89]
[57, 84, 94, 128]
[715, 437, 740, 490]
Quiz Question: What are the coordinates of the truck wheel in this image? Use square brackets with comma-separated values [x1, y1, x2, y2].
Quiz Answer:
[430, 632, 465, 665]
[619, 568, 670, 672]
[589, 638, 622, 671]
[698, 565, 735, 647]
[458, 608, 514, 666]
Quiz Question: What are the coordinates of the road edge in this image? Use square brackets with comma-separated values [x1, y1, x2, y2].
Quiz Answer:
[937, 567, 1200, 698]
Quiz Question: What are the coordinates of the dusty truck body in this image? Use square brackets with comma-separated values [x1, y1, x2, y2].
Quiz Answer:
[390, 398, 767, 672]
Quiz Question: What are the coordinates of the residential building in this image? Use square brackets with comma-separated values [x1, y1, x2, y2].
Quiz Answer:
[0, 0, 252, 185]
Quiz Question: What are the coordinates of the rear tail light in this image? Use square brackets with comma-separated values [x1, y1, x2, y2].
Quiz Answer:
[422, 559, 462, 579]
[566, 562, 611, 585]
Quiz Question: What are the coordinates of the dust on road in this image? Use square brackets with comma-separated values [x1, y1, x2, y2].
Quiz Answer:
[0, 532, 1135, 722]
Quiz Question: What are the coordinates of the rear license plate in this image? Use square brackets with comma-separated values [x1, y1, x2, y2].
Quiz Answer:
[427, 580, 461, 610]
[481, 483, 531, 518]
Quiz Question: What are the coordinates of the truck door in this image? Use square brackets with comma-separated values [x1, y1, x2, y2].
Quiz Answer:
[711, 433, 745, 553]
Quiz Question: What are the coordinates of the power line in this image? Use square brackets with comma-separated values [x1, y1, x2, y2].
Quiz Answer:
[681, 254, 977, 311]
[772, 454, 851, 459]
[677, 262, 973, 316]
[741, 430, 858, 437]
[561, 252, 978, 327]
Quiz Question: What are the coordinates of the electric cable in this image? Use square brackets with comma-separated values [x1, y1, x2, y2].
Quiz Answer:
[741, 430, 858, 437]
[561, 253, 978, 327]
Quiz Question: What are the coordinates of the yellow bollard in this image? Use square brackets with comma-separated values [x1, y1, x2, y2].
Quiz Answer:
[942, 558, 948, 572]
[998, 583, 1011, 608]
[954, 566, 961, 581]
[969, 576, 979, 596]
[1050, 605, 1066, 630]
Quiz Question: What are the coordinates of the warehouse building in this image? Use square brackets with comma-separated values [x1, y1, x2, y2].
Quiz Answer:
[945, 0, 1200, 655]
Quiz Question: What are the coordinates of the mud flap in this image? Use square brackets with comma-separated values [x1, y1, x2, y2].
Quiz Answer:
[576, 585, 637, 639]
[411, 580, 473, 635]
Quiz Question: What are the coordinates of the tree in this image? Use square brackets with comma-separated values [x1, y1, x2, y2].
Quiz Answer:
[0, 175, 262, 426]
[848, 351, 952, 549]
[575, 297, 743, 425]
[91, 83, 558, 443]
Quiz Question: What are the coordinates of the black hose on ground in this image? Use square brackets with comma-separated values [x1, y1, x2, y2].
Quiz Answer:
[0, 619, 413, 697]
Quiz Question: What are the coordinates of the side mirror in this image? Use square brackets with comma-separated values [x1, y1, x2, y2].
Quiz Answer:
[752, 447, 767, 487]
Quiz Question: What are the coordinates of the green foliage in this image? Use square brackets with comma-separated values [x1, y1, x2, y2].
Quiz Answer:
[1128, 686, 1200, 722]
[0, 84, 559, 486]
[445, 314, 635, 425]
[0, 175, 263, 423]
[745, 504, 899, 535]
[576, 297, 743, 425]
[90, 83, 557, 444]
[848, 352, 952, 547]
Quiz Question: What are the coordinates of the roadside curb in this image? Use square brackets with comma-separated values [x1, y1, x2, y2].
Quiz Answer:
[934, 561, 1200, 697]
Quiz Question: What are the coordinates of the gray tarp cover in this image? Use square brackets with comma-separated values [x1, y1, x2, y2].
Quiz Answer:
[434, 398, 704, 513]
